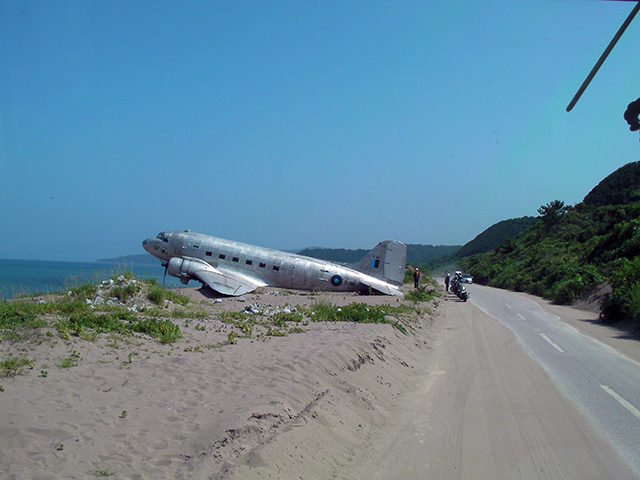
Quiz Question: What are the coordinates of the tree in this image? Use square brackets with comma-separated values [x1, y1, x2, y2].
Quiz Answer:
[537, 200, 569, 225]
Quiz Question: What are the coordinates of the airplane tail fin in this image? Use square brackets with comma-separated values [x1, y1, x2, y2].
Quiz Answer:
[353, 240, 407, 286]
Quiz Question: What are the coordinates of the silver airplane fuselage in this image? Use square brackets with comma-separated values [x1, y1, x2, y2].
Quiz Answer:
[142, 230, 406, 296]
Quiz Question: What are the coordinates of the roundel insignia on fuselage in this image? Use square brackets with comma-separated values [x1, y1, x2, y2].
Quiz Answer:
[330, 275, 342, 287]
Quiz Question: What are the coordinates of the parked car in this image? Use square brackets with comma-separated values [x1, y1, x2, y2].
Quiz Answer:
[461, 273, 473, 284]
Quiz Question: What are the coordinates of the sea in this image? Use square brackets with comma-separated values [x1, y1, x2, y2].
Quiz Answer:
[0, 259, 185, 300]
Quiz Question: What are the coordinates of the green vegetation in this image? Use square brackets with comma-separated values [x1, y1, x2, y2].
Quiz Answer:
[405, 287, 441, 303]
[425, 216, 539, 272]
[58, 350, 81, 369]
[537, 200, 570, 226]
[0, 273, 182, 344]
[0, 267, 440, 374]
[456, 216, 539, 259]
[583, 160, 640, 207]
[131, 317, 181, 344]
[0, 301, 47, 331]
[303, 300, 423, 334]
[111, 282, 140, 303]
[93, 468, 115, 478]
[1, 356, 34, 377]
[146, 279, 189, 306]
[459, 166, 640, 322]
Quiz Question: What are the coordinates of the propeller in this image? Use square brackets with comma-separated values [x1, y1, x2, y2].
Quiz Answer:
[567, 0, 640, 112]
[161, 261, 168, 287]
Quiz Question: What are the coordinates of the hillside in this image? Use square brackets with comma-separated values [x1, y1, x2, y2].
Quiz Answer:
[421, 216, 538, 272]
[583, 160, 640, 206]
[455, 217, 539, 258]
[459, 161, 640, 322]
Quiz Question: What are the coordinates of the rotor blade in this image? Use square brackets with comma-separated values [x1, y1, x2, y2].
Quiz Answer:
[567, 1, 640, 112]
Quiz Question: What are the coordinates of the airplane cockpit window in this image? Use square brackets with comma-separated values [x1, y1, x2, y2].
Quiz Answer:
[156, 233, 169, 243]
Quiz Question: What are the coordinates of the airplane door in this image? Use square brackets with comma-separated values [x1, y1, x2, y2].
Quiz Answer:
[291, 259, 309, 287]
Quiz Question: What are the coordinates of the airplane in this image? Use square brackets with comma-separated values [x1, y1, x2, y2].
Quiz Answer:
[142, 230, 407, 296]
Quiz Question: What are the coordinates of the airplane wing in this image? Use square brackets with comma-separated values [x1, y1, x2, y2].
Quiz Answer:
[169, 257, 264, 296]
[194, 269, 261, 296]
[358, 277, 404, 296]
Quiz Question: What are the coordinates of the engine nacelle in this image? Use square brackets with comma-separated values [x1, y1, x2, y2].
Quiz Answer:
[167, 257, 204, 284]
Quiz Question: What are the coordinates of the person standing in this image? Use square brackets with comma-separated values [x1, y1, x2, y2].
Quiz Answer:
[444, 273, 450, 292]
[413, 268, 421, 288]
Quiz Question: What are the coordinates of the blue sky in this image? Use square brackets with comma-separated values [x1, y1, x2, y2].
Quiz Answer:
[2, 0, 640, 261]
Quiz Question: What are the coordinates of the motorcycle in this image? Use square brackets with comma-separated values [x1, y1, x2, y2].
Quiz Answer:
[450, 276, 470, 302]
[457, 283, 470, 301]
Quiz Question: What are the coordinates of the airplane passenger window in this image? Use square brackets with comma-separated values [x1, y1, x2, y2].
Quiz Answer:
[232, 257, 239, 262]
[259, 263, 266, 268]
[206, 251, 212, 257]
[246, 260, 253, 265]
[273, 266, 280, 272]
[219, 254, 226, 260]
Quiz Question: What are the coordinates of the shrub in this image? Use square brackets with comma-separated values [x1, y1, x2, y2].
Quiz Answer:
[625, 281, 640, 321]
[0, 302, 44, 329]
[147, 285, 166, 305]
[131, 318, 181, 344]
[270, 311, 303, 325]
[65, 311, 132, 335]
[305, 301, 416, 333]
[112, 283, 139, 303]
[405, 288, 440, 303]
[147, 285, 189, 306]
[68, 283, 97, 299]
[1, 356, 33, 377]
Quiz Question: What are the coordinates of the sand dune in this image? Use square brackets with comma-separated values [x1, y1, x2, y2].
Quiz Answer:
[0, 285, 440, 480]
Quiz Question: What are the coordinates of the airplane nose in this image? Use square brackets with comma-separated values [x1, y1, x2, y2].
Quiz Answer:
[143, 237, 168, 260]
[142, 238, 153, 254]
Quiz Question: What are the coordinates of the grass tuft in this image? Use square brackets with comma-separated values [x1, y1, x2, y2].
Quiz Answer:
[131, 318, 181, 344]
[304, 300, 418, 333]
[405, 288, 441, 303]
[1, 356, 34, 377]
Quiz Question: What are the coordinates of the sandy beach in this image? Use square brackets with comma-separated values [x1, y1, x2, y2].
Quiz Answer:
[0, 284, 442, 480]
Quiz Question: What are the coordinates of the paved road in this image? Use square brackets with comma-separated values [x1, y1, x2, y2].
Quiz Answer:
[469, 283, 640, 477]
[344, 285, 639, 479]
